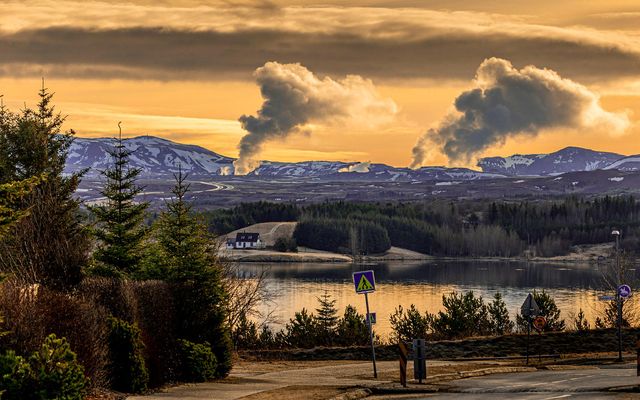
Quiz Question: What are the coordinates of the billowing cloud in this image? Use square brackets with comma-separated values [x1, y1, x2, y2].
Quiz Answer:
[411, 58, 630, 167]
[233, 62, 396, 175]
[339, 162, 371, 173]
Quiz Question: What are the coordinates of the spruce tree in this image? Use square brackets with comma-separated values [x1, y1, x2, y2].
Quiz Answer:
[315, 291, 339, 345]
[487, 292, 514, 335]
[89, 123, 148, 278]
[0, 85, 91, 289]
[149, 166, 233, 377]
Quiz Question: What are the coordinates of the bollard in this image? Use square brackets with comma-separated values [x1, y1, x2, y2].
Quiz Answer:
[637, 337, 640, 377]
[399, 341, 408, 387]
[412, 338, 427, 384]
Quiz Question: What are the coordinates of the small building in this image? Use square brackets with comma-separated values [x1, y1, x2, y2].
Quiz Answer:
[226, 232, 263, 249]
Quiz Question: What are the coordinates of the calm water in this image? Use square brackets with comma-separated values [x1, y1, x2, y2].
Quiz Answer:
[236, 261, 638, 338]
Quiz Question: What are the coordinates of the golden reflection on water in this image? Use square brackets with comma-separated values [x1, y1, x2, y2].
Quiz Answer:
[241, 262, 637, 339]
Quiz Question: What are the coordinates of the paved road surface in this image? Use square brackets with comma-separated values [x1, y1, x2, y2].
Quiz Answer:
[414, 363, 639, 399]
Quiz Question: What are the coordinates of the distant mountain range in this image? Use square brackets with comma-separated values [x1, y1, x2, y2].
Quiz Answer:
[66, 136, 640, 181]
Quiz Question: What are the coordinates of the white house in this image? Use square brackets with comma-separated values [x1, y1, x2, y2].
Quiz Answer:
[226, 232, 263, 249]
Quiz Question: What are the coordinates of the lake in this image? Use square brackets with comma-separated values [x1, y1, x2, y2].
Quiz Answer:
[236, 260, 638, 338]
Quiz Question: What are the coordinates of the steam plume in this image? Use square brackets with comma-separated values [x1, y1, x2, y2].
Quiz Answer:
[234, 62, 396, 175]
[339, 162, 371, 173]
[411, 58, 629, 167]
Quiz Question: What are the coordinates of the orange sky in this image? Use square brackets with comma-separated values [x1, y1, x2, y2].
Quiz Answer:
[1, 1, 640, 168]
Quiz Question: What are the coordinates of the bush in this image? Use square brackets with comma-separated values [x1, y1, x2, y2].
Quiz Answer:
[283, 309, 318, 348]
[107, 317, 149, 394]
[432, 292, 490, 339]
[79, 278, 138, 323]
[516, 290, 566, 332]
[0, 281, 109, 387]
[336, 305, 370, 346]
[177, 339, 217, 382]
[131, 280, 179, 387]
[487, 293, 514, 335]
[389, 305, 431, 343]
[0, 334, 89, 400]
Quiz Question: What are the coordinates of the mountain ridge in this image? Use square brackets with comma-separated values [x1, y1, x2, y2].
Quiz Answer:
[66, 135, 637, 181]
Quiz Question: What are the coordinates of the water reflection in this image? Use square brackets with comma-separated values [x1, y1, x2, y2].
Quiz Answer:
[237, 261, 637, 338]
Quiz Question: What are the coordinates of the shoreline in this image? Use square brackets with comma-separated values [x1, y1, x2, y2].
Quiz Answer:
[221, 247, 610, 265]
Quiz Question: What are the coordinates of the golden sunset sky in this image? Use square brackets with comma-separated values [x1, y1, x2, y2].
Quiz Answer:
[2, 0, 640, 167]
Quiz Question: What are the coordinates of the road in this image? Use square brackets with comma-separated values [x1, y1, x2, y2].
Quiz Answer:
[411, 363, 639, 399]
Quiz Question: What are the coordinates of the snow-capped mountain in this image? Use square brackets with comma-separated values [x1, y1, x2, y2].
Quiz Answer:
[66, 136, 502, 181]
[603, 155, 640, 172]
[67, 136, 634, 181]
[66, 136, 234, 176]
[477, 147, 624, 176]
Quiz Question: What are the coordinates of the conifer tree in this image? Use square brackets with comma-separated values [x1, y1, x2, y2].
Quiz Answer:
[315, 291, 339, 345]
[0, 85, 90, 289]
[89, 123, 148, 277]
[148, 166, 233, 378]
[487, 292, 514, 335]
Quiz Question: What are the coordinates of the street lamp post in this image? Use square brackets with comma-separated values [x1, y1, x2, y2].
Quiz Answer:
[612, 229, 622, 362]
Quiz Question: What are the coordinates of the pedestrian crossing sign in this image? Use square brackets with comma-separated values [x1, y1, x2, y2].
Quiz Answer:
[353, 270, 376, 294]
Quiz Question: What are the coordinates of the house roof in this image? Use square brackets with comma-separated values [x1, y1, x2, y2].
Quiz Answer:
[235, 232, 260, 242]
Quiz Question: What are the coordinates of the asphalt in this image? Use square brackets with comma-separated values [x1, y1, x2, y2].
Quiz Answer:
[410, 363, 640, 399]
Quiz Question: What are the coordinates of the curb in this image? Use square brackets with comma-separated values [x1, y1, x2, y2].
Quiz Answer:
[328, 388, 372, 400]
[426, 366, 536, 382]
[369, 366, 537, 395]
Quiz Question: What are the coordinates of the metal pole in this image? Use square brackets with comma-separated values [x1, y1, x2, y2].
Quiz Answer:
[616, 234, 623, 362]
[364, 292, 377, 378]
[526, 316, 531, 365]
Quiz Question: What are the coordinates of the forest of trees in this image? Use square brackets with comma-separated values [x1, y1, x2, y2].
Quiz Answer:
[204, 197, 640, 257]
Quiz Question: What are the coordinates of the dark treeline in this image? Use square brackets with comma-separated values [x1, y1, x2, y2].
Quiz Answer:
[204, 201, 299, 234]
[204, 196, 640, 257]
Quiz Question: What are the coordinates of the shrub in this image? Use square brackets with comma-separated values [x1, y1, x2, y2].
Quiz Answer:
[516, 290, 566, 332]
[336, 305, 370, 346]
[131, 280, 179, 387]
[0, 334, 88, 400]
[107, 317, 149, 394]
[283, 309, 318, 348]
[79, 278, 138, 323]
[177, 340, 217, 382]
[431, 291, 490, 339]
[232, 314, 260, 349]
[574, 309, 591, 332]
[389, 305, 431, 343]
[487, 293, 514, 335]
[0, 281, 109, 387]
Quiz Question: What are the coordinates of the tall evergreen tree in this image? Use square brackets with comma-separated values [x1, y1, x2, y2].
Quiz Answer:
[89, 123, 148, 277]
[487, 292, 514, 335]
[315, 291, 339, 345]
[148, 166, 233, 378]
[0, 85, 90, 289]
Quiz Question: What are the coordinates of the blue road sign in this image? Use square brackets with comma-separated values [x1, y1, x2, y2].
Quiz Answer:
[618, 284, 632, 298]
[366, 312, 377, 325]
[353, 270, 376, 294]
[599, 295, 615, 301]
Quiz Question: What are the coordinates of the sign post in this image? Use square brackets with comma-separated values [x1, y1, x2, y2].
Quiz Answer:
[617, 284, 632, 362]
[353, 270, 377, 378]
[398, 341, 408, 387]
[521, 293, 540, 365]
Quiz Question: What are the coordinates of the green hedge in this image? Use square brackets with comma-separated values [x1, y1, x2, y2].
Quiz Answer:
[177, 339, 217, 382]
[107, 317, 149, 394]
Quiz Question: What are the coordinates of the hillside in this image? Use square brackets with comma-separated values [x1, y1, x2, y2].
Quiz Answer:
[219, 222, 430, 262]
